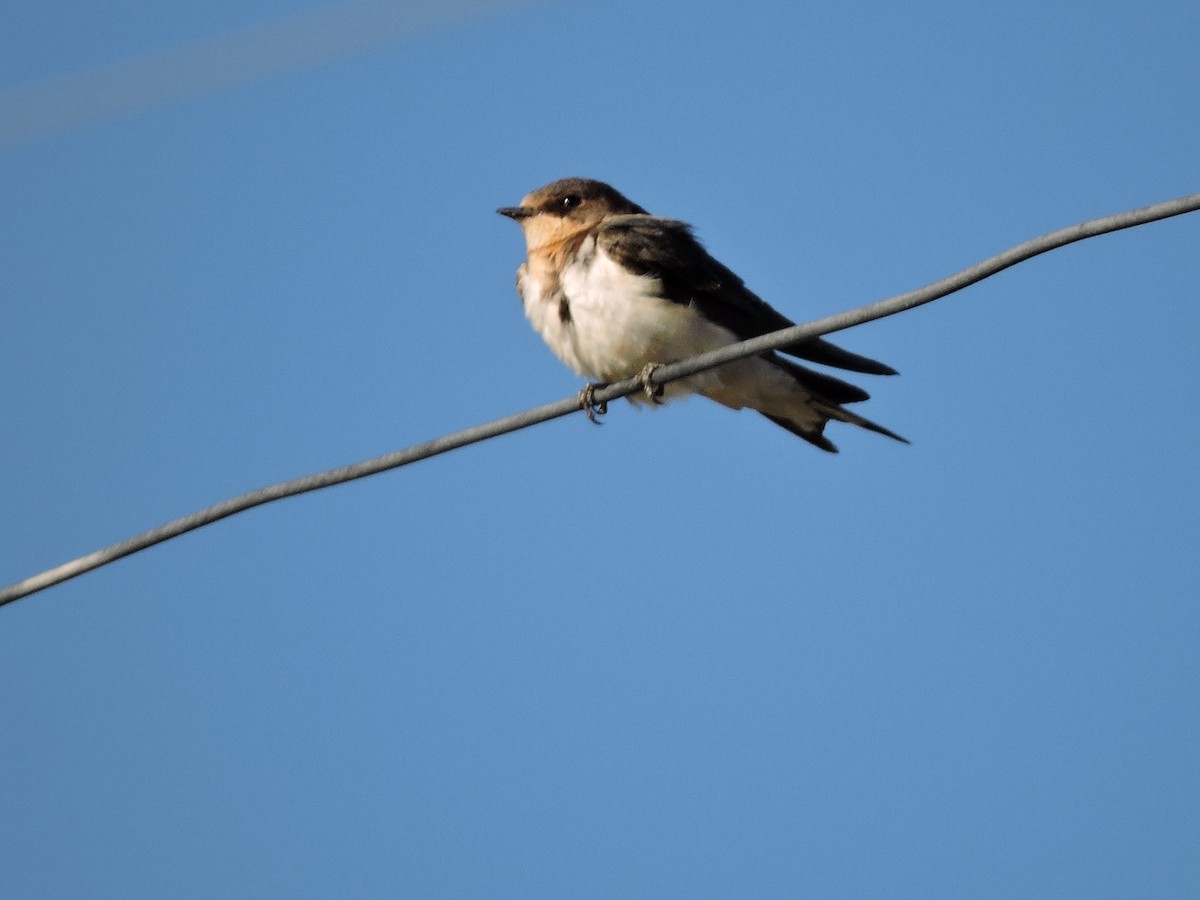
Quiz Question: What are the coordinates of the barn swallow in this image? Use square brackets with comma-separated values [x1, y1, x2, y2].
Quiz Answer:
[498, 177, 905, 452]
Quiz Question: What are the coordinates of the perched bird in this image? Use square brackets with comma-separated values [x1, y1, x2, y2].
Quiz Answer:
[498, 177, 905, 452]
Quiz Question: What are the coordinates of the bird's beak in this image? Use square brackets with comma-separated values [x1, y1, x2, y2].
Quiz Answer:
[497, 206, 534, 220]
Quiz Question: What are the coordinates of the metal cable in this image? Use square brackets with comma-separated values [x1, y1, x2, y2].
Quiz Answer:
[3, 191, 1197, 607]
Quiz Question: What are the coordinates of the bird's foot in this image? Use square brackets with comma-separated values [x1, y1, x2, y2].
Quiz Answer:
[578, 383, 608, 424]
[639, 363, 665, 404]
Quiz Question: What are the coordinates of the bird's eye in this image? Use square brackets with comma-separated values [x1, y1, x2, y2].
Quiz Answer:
[561, 194, 582, 209]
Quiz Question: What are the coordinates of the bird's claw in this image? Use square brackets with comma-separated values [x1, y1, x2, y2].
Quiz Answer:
[578, 383, 608, 424]
[639, 363, 665, 404]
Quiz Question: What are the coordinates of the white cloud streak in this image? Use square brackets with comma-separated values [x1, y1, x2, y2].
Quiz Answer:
[0, 0, 534, 148]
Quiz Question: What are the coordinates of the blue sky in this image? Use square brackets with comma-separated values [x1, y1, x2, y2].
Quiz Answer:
[3, 0, 1198, 896]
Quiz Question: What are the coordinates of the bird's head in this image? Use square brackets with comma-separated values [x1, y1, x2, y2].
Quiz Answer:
[497, 178, 647, 250]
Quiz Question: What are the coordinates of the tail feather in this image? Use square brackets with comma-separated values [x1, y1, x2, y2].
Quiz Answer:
[781, 337, 899, 376]
[761, 354, 908, 451]
[770, 355, 871, 405]
[761, 406, 907, 453]
[821, 403, 910, 445]
[761, 413, 840, 453]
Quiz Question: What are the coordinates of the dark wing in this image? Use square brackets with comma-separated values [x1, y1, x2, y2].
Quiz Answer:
[596, 215, 896, 376]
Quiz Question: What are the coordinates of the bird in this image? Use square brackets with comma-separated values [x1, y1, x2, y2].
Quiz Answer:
[497, 177, 906, 452]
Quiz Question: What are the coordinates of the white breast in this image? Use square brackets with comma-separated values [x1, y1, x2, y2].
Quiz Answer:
[522, 236, 737, 389]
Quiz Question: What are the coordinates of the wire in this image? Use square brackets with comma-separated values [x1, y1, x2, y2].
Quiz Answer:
[2, 191, 1198, 607]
